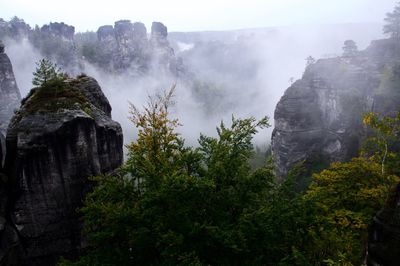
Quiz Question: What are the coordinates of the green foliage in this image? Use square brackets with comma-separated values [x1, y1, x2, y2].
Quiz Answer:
[363, 111, 400, 175]
[62, 85, 400, 265]
[32, 58, 66, 87]
[64, 88, 276, 265]
[22, 79, 91, 116]
[198, 116, 270, 189]
[304, 157, 399, 265]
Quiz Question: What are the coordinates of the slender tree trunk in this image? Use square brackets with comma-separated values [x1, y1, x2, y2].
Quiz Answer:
[382, 142, 388, 176]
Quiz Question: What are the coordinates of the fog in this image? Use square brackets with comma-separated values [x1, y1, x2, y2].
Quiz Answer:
[1, 0, 396, 32]
[3, 22, 384, 150]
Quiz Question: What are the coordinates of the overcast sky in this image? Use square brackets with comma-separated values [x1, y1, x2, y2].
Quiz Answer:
[0, 0, 397, 32]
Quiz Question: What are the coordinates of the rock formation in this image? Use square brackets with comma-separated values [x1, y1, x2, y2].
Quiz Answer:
[31, 22, 80, 74]
[150, 22, 181, 76]
[0, 17, 31, 40]
[0, 17, 186, 78]
[0, 130, 20, 265]
[0, 18, 80, 74]
[40, 22, 75, 40]
[94, 20, 183, 76]
[0, 42, 21, 265]
[0, 41, 21, 136]
[3, 75, 123, 265]
[95, 20, 149, 73]
[114, 20, 150, 72]
[271, 39, 400, 178]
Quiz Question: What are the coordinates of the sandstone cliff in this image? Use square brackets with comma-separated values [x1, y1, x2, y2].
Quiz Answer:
[0, 131, 20, 266]
[0, 18, 80, 74]
[30, 22, 80, 74]
[3, 75, 123, 265]
[0, 17, 186, 80]
[96, 20, 151, 73]
[0, 42, 21, 264]
[271, 39, 400, 178]
[0, 41, 21, 136]
[93, 20, 182, 76]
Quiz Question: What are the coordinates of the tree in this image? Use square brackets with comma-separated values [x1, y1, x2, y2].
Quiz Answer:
[63, 89, 275, 265]
[384, 2, 400, 39]
[363, 111, 400, 176]
[32, 58, 66, 87]
[342, 40, 358, 58]
[304, 157, 399, 265]
[305, 56, 316, 67]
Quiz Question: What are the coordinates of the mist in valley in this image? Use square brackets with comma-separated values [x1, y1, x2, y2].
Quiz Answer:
[2, 23, 384, 152]
[0, 1, 394, 153]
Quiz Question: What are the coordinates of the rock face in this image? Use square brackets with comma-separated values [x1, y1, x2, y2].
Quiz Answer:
[0, 41, 21, 135]
[0, 17, 185, 77]
[368, 183, 400, 266]
[114, 20, 150, 72]
[4, 75, 123, 265]
[32, 22, 80, 74]
[150, 22, 181, 76]
[0, 17, 31, 40]
[40, 22, 75, 40]
[0, 18, 80, 74]
[271, 39, 400, 178]
[0, 131, 20, 266]
[0, 45, 21, 265]
[93, 20, 182, 76]
[95, 20, 151, 73]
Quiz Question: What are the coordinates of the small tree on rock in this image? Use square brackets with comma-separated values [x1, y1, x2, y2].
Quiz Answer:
[306, 56, 316, 67]
[32, 58, 66, 87]
[342, 40, 358, 58]
[384, 2, 400, 39]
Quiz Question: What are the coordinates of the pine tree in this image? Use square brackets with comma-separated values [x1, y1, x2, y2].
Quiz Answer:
[305, 56, 316, 67]
[384, 2, 400, 39]
[32, 58, 65, 87]
[342, 40, 358, 58]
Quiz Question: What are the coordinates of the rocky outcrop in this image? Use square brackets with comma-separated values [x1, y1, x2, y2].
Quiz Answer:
[271, 39, 400, 178]
[95, 20, 151, 73]
[96, 25, 119, 70]
[114, 20, 150, 72]
[0, 131, 21, 265]
[93, 20, 183, 76]
[4, 75, 123, 265]
[0, 18, 80, 74]
[368, 183, 400, 266]
[0, 17, 185, 77]
[31, 22, 80, 74]
[0, 17, 31, 40]
[151, 22, 168, 45]
[40, 22, 75, 40]
[150, 22, 181, 76]
[0, 41, 21, 135]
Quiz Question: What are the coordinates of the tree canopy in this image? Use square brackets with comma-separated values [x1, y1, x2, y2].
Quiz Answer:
[60, 89, 400, 265]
